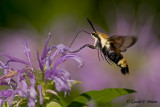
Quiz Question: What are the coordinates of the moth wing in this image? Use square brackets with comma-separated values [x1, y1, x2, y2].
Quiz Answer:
[110, 36, 137, 52]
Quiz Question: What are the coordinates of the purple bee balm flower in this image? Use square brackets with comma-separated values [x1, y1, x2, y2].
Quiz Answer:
[41, 44, 83, 94]
[0, 33, 83, 106]
[35, 34, 83, 95]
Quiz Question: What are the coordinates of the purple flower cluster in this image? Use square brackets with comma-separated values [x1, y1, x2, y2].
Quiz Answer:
[0, 33, 83, 107]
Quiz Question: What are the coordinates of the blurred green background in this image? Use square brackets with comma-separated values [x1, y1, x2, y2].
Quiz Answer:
[0, 0, 160, 37]
[1, 0, 160, 107]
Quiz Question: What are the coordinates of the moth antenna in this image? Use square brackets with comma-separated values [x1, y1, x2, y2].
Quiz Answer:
[87, 18, 97, 33]
[68, 30, 90, 50]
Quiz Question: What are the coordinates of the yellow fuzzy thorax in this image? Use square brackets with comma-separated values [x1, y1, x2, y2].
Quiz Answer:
[96, 32, 110, 39]
[91, 32, 110, 48]
[91, 32, 110, 39]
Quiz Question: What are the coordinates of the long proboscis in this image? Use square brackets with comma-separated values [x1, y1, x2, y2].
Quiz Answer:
[68, 30, 90, 50]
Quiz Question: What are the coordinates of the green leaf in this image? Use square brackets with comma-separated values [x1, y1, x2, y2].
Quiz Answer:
[46, 101, 62, 107]
[68, 88, 136, 107]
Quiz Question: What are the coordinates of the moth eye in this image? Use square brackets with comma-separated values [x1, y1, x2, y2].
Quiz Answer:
[91, 33, 98, 38]
[91, 33, 95, 35]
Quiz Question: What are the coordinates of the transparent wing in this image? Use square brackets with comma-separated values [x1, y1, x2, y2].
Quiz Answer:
[110, 36, 137, 52]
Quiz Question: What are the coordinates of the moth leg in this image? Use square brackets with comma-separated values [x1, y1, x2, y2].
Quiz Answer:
[104, 57, 111, 65]
[97, 49, 100, 61]
[70, 44, 96, 53]
[104, 53, 114, 65]
[100, 51, 104, 60]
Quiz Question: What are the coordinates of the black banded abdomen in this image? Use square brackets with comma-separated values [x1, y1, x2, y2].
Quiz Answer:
[107, 51, 122, 64]
[108, 51, 129, 74]
[102, 46, 129, 75]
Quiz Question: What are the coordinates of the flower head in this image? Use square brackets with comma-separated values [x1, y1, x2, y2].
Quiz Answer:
[0, 33, 83, 107]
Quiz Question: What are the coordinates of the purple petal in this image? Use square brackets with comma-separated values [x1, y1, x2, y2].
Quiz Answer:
[49, 44, 69, 65]
[19, 81, 28, 97]
[28, 72, 37, 99]
[17, 76, 28, 97]
[56, 44, 68, 53]
[53, 53, 83, 68]
[0, 53, 29, 65]
[28, 98, 35, 107]
[45, 56, 52, 70]
[47, 45, 56, 53]
[30, 87, 37, 100]
[54, 76, 71, 92]
[53, 56, 66, 68]
[27, 71, 36, 86]
[0, 79, 17, 89]
[0, 89, 13, 98]
[24, 41, 32, 66]
[0, 82, 10, 87]
[66, 53, 83, 67]
[50, 68, 77, 94]
[49, 44, 68, 68]
[0, 99, 3, 107]
[50, 49, 60, 63]
[56, 68, 70, 80]
[44, 69, 52, 81]
[8, 89, 18, 107]
[0, 89, 13, 106]
[41, 33, 52, 61]
[38, 85, 43, 105]
[37, 51, 44, 71]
